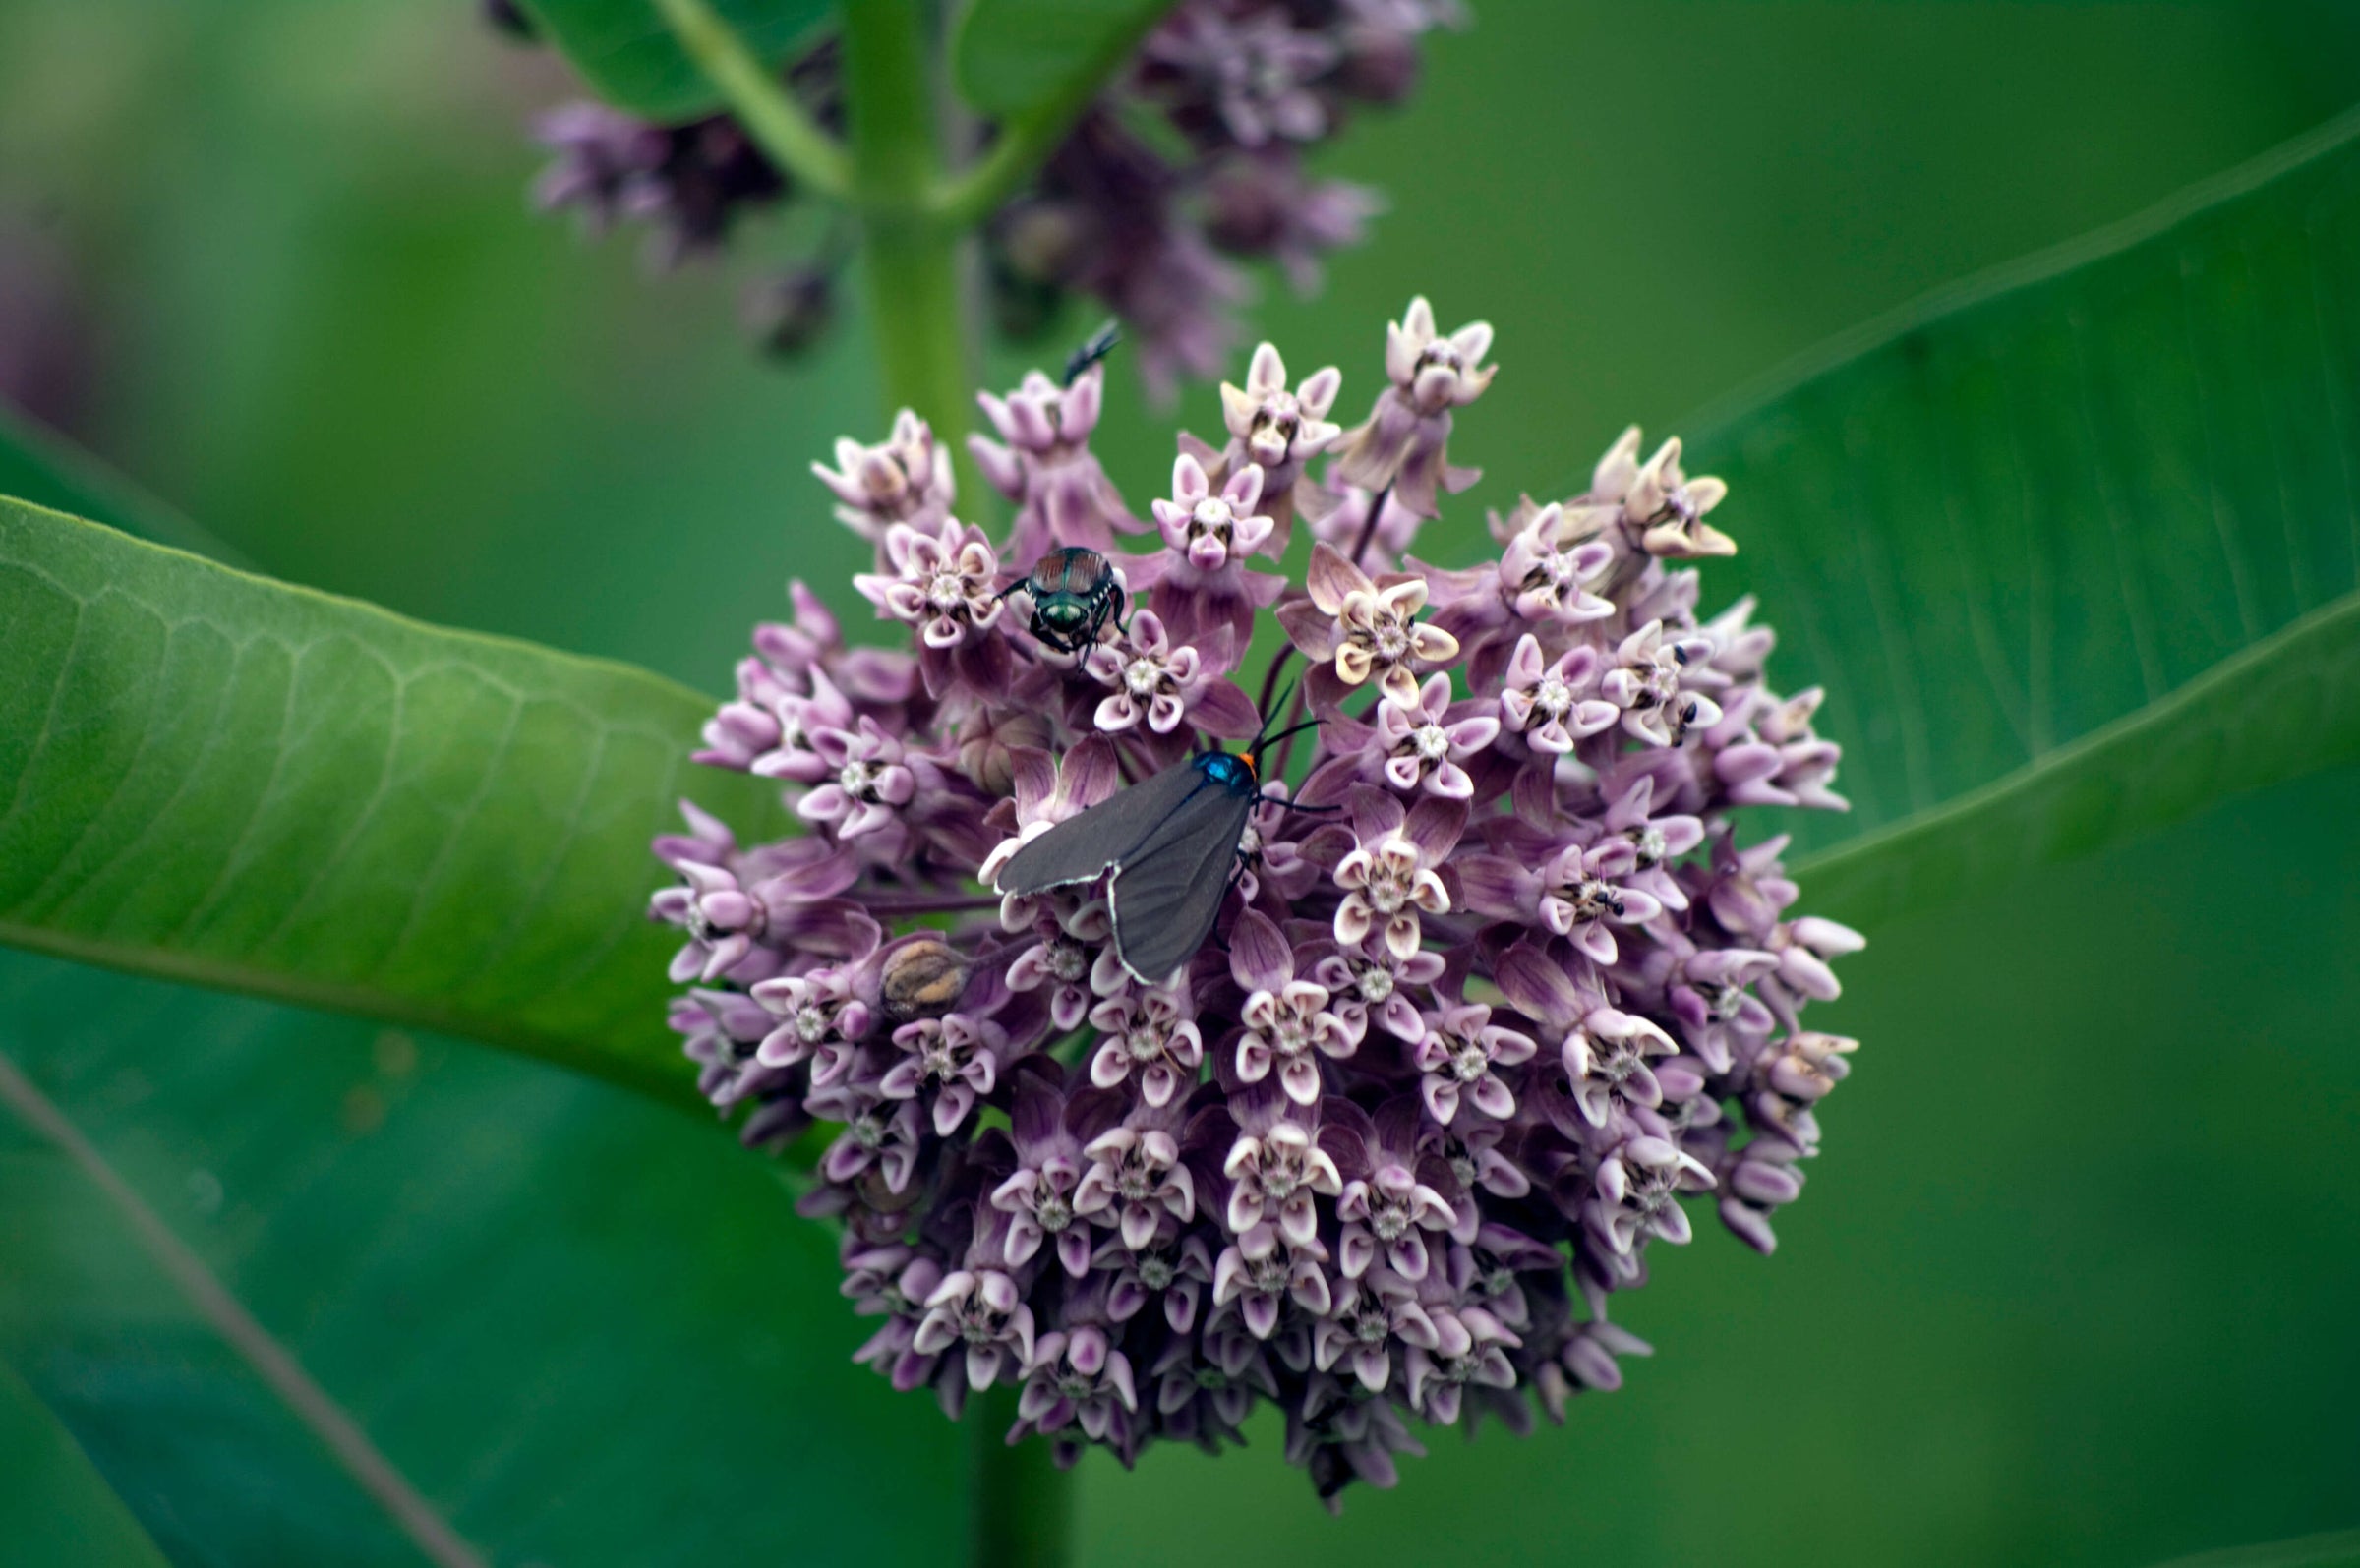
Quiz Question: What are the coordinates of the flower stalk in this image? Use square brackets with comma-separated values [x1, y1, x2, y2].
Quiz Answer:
[841, 0, 976, 440]
[647, 0, 850, 198]
[654, 1, 1070, 1554]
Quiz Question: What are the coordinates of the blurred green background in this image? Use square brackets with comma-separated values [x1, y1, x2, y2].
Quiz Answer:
[2, 1, 2357, 1564]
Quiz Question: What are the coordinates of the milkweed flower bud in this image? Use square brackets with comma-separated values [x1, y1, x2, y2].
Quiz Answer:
[650, 296, 1861, 1504]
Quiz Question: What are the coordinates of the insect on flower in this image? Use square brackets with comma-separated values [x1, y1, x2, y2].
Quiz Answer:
[993, 697, 1328, 982]
[1000, 545, 1129, 655]
[657, 300, 1862, 1501]
[1062, 319, 1121, 387]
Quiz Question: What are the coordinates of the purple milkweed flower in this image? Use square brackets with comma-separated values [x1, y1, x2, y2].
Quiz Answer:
[1135, 455, 1289, 651]
[1202, 153, 1383, 298]
[1588, 1135, 1716, 1255]
[1213, 1221, 1335, 1339]
[1016, 1325, 1140, 1445]
[813, 409, 955, 543]
[649, 298, 1862, 1503]
[1221, 1095, 1346, 1248]
[1330, 788, 1463, 960]
[1335, 1100, 1456, 1282]
[1311, 934, 1442, 1048]
[1075, 1122, 1197, 1249]
[1601, 619, 1724, 747]
[1497, 635, 1619, 754]
[984, 1067, 1098, 1271]
[1227, 910, 1353, 1106]
[1194, 341, 1345, 538]
[1313, 1268, 1438, 1391]
[854, 515, 1005, 652]
[1280, 541, 1460, 711]
[881, 1009, 1007, 1137]
[811, 1078, 926, 1196]
[532, 102, 785, 268]
[1082, 609, 1260, 739]
[915, 1267, 1037, 1391]
[1587, 427, 1737, 561]
[972, 364, 1137, 561]
[521, 0, 1453, 388]
[1333, 296, 1494, 518]
[1366, 673, 1500, 798]
[1411, 1000, 1536, 1126]
[1087, 981, 1205, 1109]
[1101, 1226, 1216, 1333]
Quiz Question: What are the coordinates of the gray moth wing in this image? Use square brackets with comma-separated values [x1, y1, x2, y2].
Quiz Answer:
[1107, 786, 1253, 983]
[993, 760, 1213, 895]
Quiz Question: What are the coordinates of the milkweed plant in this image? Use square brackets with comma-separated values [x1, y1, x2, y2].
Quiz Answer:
[648, 298, 1862, 1498]
[13, 0, 2360, 1559]
[550, 0, 1865, 1514]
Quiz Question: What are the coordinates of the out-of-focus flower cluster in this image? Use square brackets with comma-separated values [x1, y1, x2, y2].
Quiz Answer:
[501, 1, 1457, 381]
[652, 298, 1862, 1504]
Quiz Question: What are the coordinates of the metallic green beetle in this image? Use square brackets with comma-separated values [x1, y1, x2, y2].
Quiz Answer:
[1001, 545, 1126, 655]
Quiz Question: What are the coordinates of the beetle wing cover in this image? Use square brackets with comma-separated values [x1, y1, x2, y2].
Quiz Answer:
[1107, 787, 1253, 983]
[993, 762, 1209, 895]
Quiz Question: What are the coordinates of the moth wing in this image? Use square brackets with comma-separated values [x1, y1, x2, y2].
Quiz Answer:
[1107, 787, 1253, 983]
[993, 762, 1210, 895]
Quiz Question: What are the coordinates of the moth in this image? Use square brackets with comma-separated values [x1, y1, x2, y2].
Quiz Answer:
[991, 706, 1324, 982]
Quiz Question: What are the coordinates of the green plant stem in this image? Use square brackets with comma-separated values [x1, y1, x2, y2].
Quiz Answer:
[654, 8, 1057, 1556]
[842, 0, 976, 440]
[930, 6, 1175, 229]
[970, 1386, 1072, 1568]
[648, 0, 850, 198]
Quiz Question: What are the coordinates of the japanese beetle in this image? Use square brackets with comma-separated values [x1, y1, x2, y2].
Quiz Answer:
[1001, 545, 1126, 655]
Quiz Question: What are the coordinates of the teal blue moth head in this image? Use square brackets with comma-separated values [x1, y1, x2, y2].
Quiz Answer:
[1196, 750, 1258, 795]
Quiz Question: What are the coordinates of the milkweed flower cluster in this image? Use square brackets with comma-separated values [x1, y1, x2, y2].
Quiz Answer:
[652, 297, 1863, 1503]
[506, 1, 1456, 381]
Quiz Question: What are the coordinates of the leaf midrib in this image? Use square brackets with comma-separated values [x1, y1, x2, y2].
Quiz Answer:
[1794, 587, 2360, 894]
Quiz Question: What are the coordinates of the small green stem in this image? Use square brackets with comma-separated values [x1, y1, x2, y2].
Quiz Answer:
[970, 1387, 1073, 1568]
[648, 0, 850, 198]
[843, 0, 979, 451]
[929, 4, 1177, 229]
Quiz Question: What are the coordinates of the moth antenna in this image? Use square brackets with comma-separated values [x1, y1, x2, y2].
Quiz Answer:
[1250, 678, 1305, 755]
[1256, 715, 1324, 753]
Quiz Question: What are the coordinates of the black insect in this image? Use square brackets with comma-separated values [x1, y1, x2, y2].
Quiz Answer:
[1062, 319, 1120, 386]
[991, 704, 1327, 983]
[1000, 545, 1127, 655]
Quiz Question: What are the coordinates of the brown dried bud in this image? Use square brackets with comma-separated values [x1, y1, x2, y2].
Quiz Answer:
[880, 938, 970, 1023]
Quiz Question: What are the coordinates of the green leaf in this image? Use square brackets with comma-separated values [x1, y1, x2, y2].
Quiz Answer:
[0, 404, 247, 567]
[2145, 1532, 2360, 1568]
[0, 499, 783, 1103]
[0, 1357, 172, 1568]
[953, 0, 1173, 118]
[1687, 107, 2360, 923]
[514, 0, 833, 122]
[0, 947, 967, 1566]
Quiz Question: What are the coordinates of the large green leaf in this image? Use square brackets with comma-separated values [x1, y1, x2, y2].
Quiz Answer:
[952, 0, 1173, 118]
[0, 946, 967, 1567]
[0, 1358, 171, 1568]
[0, 499, 782, 1104]
[514, 0, 834, 121]
[1683, 107, 2360, 922]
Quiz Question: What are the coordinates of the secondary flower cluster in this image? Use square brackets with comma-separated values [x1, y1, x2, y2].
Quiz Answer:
[652, 297, 1861, 1503]
[505, 0, 1456, 381]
